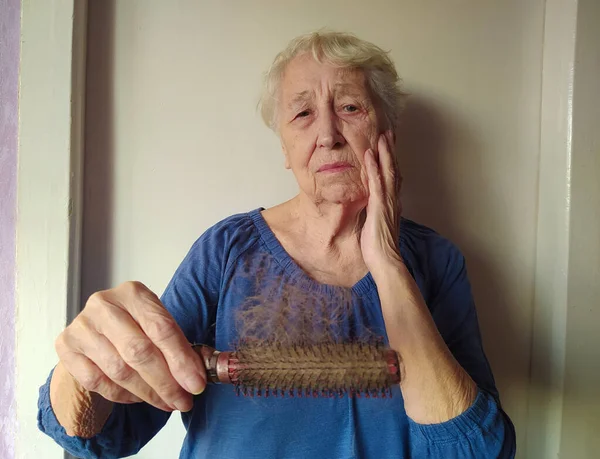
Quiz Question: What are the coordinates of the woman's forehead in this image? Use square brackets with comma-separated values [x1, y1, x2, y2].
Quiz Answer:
[281, 54, 368, 99]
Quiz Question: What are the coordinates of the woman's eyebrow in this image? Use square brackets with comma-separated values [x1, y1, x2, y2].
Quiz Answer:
[287, 90, 312, 109]
[286, 84, 367, 111]
[334, 83, 365, 97]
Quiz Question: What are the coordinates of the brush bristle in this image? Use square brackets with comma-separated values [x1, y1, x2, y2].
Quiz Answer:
[230, 342, 395, 398]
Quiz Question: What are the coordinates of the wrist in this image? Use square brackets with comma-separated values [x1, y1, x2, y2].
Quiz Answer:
[50, 362, 113, 438]
[369, 254, 408, 284]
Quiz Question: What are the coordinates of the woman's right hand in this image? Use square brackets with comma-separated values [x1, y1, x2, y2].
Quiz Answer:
[54, 281, 207, 413]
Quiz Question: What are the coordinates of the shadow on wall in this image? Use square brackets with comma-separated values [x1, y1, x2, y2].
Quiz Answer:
[396, 95, 522, 400]
[80, 0, 116, 307]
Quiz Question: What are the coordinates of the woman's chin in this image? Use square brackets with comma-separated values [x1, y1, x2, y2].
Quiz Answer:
[317, 185, 368, 207]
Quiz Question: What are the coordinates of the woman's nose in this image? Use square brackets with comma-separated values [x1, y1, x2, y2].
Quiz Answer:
[316, 110, 345, 150]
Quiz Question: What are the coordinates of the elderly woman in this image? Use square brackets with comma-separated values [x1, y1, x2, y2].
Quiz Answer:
[39, 32, 515, 458]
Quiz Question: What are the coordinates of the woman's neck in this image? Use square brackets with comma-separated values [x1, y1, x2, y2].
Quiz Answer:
[289, 194, 366, 250]
[262, 194, 369, 287]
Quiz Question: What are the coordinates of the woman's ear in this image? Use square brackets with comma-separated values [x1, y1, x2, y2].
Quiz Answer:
[280, 139, 291, 169]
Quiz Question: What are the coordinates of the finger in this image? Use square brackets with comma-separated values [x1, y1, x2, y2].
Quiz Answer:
[100, 284, 207, 396]
[91, 299, 194, 412]
[365, 148, 384, 201]
[122, 284, 207, 395]
[386, 130, 403, 198]
[378, 132, 397, 196]
[385, 129, 396, 151]
[61, 350, 146, 405]
[76, 324, 179, 412]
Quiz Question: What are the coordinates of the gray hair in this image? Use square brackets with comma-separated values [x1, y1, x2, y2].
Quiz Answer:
[259, 31, 407, 132]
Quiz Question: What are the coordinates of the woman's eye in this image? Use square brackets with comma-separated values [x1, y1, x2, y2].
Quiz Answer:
[343, 105, 358, 113]
[296, 110, 310, 118]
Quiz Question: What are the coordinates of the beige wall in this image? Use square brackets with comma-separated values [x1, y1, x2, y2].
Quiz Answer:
[83, 1, 545, 457]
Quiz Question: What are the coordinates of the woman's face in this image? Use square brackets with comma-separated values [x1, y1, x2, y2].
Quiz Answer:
[278, 53, 384, 207]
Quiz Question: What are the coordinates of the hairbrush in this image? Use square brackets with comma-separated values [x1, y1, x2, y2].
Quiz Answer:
[192, 342, 400, 398]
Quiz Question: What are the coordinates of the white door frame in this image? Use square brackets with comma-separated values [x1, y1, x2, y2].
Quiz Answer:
[15, 1, 87, 458]
[14, 1, 583, 458]
[525, 0, 578, 457]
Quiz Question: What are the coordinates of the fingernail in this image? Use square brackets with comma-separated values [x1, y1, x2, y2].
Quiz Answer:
[184, 373, 206, 395]
[193, 385, 205, 396]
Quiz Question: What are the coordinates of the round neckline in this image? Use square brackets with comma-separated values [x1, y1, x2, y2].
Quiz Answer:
[248, 207, 377, 296]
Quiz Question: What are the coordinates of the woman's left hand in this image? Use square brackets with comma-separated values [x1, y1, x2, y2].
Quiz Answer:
[362, 133, 478, 425]
[361, 131, 403, 274]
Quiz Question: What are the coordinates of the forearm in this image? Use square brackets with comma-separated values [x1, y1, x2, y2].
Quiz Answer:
[372, 260, 477, 424]
[49, 361, 113, 438]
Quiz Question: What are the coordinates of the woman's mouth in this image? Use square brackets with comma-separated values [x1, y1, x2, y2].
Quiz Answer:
[317, 162, 353, 173]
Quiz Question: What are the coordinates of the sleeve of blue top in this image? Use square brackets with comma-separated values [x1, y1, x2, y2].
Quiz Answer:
[409, 238, 516, 458]
[37, 226, 224, 459]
